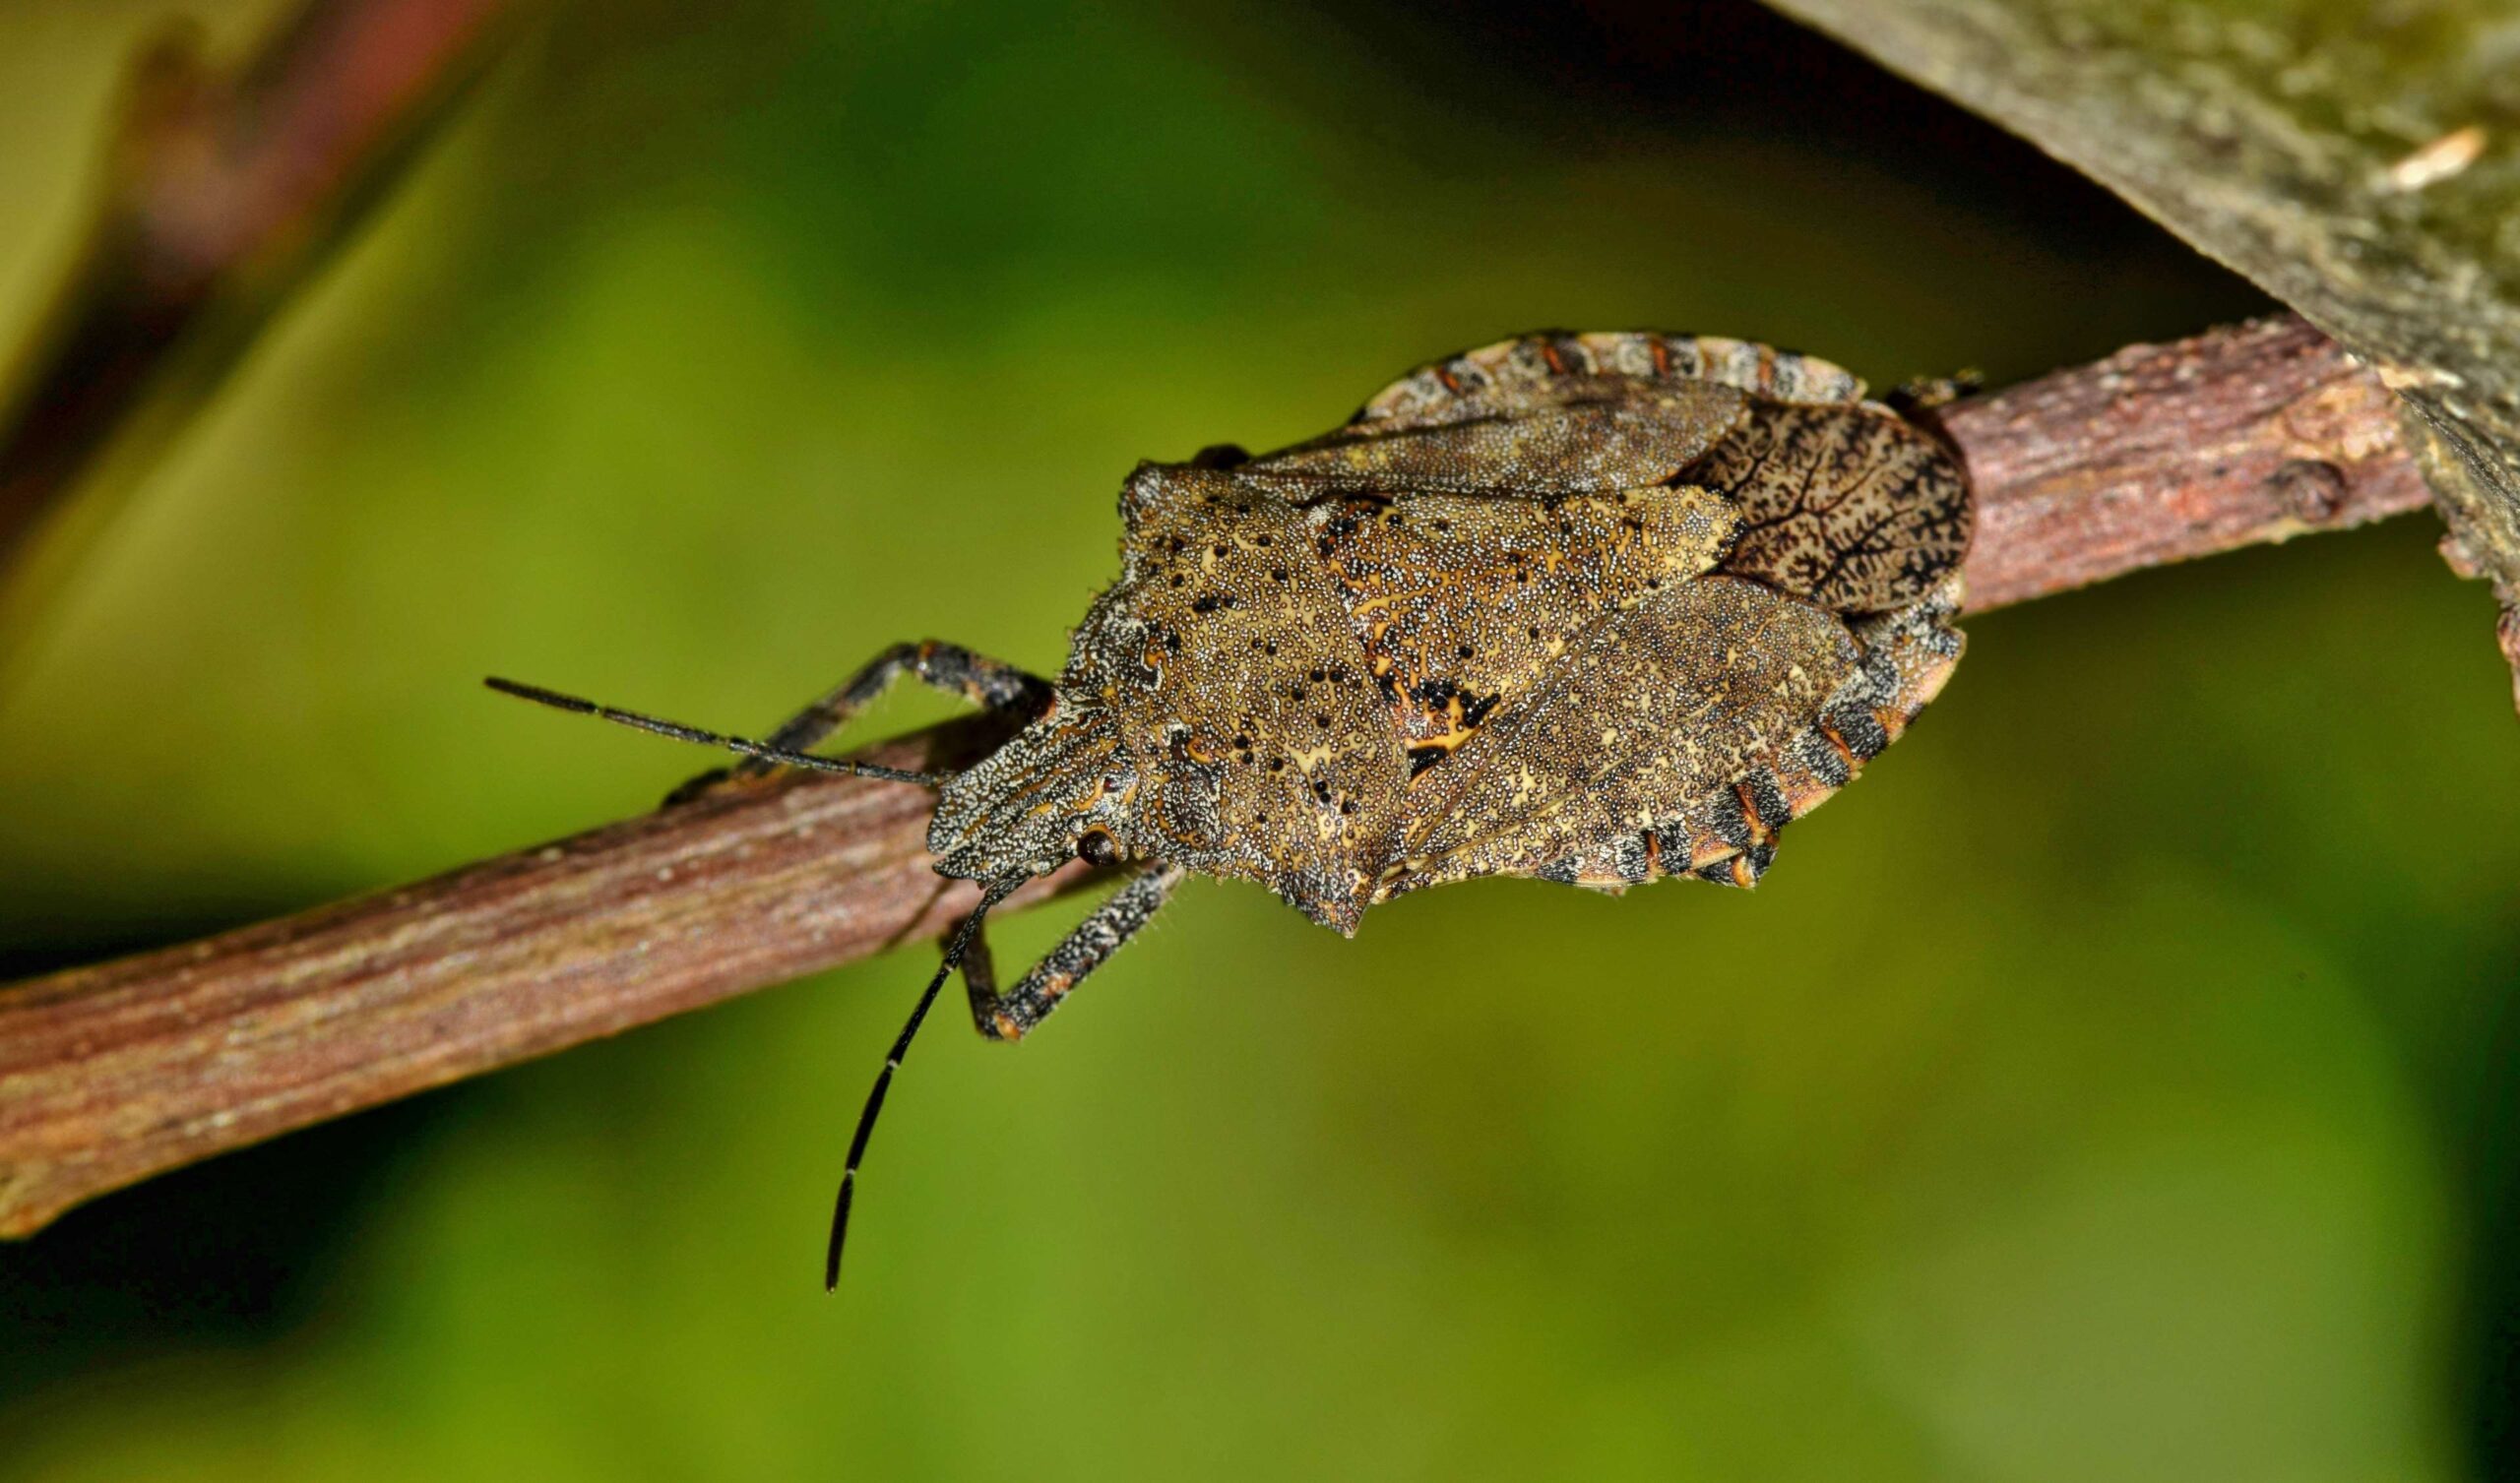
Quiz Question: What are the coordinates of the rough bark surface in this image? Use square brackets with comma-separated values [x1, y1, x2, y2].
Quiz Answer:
[0, 717, 1095, 1238]
[1945, 315, 2428, 609]
[1766, 0, 2520, 699]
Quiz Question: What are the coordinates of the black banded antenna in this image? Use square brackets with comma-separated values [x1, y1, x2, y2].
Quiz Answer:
[826, 876, 1020, 1290]
[484, 676, 951, 786]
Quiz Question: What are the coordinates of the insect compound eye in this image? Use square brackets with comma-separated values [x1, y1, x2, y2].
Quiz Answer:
[1075, 828, 1121, 867]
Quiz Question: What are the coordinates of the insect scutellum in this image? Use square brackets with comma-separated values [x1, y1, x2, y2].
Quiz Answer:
[490, 328, 1975, 1292]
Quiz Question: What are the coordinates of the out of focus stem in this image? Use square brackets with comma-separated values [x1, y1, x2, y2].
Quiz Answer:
[0, 0, 515, 666]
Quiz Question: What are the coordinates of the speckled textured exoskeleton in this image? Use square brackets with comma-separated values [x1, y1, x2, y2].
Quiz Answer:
[494, 330, 1973, 1284]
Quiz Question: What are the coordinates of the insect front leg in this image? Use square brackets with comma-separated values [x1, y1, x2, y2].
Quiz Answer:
[670, 641, 1053, 803]
[960, 865, 1185, 1041]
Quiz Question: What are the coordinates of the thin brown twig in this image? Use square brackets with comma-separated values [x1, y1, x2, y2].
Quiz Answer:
[0, 312, 2440, 1238]
[1936, 314, 2429, 609]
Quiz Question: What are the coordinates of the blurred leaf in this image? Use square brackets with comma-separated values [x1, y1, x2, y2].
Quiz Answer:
[1766, 0, 2520, 676]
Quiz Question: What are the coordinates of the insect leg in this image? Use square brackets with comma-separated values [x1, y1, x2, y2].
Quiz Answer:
[759, 642, 1053, 755]
[961, 865, 1185, 1042]
[672, 641, 1053, 802]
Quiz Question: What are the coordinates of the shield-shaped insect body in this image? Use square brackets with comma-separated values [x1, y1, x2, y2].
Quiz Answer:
[494, 330, 1973, 1284]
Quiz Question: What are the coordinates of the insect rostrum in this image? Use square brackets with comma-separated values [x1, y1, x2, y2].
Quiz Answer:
[493, 330, 1972, 1286]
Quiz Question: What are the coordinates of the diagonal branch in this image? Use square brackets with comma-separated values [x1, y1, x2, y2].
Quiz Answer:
[1936, 314, 2429, 609]
[0, 0, 515, 657]
[0, 312, 2442, 1238]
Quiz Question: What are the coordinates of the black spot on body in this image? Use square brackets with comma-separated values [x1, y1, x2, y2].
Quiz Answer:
[1798, 734, 1855, 789]
[1704, 789, 1753, 851]
[1821, 705, 1890, 762]
[1738, 771, 1792, 831]
[1609, 835, 1651, 884]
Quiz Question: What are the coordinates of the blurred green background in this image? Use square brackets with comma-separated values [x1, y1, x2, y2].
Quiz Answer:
[1, 1, 2514, 1479]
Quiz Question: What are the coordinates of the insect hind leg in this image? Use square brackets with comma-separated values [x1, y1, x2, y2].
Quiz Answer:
[961, 866, 1185, 1041]
[670, 641, 1053, 804]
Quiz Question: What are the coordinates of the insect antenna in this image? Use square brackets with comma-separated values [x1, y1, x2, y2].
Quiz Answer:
[827, 876, 1021, 1290]
[484, 676, 951, 786]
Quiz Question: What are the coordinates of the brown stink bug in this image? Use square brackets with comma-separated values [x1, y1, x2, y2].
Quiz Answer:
[490, 330, 1973, 1286]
